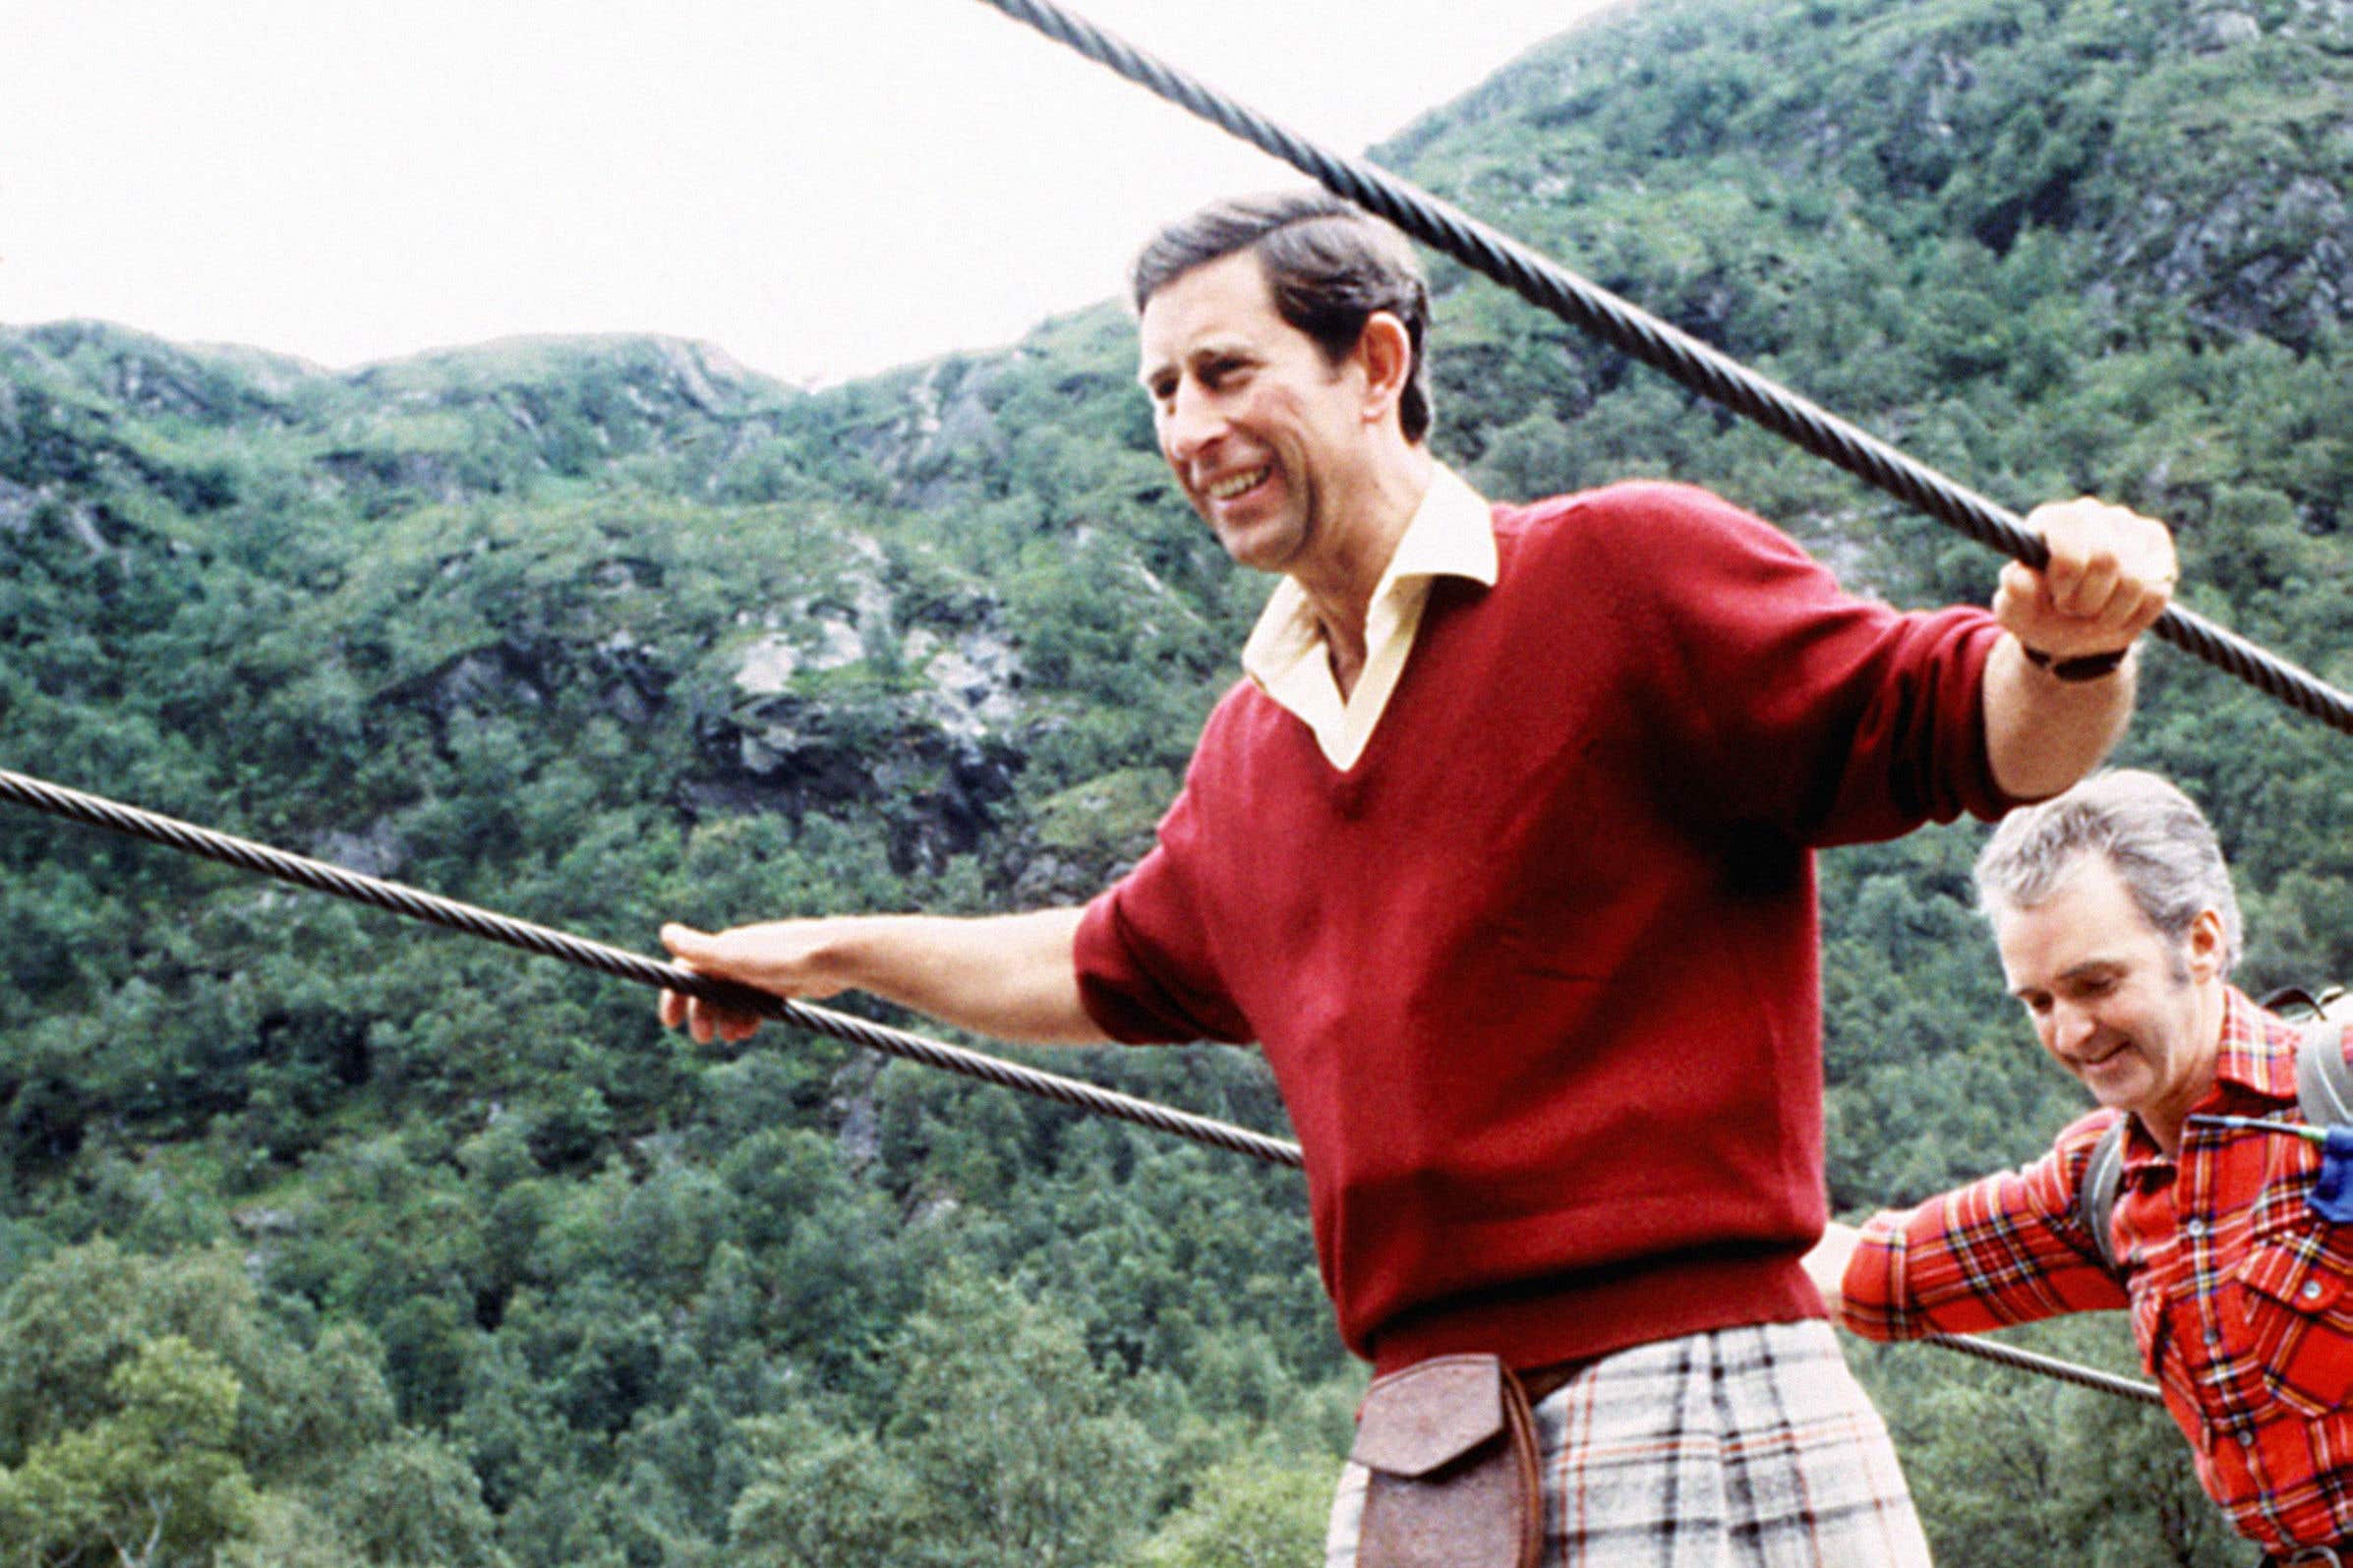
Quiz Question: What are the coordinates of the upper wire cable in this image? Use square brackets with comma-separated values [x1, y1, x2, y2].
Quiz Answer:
[971, 0, 2353, 738]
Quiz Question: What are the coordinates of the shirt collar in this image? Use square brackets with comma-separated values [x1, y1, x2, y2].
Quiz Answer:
[2211, 984, 2306, 1101]
[1240, 464, 1497, 683]
[2113, 987, 2296, 1169]
[2121, 987, 2304, 1167]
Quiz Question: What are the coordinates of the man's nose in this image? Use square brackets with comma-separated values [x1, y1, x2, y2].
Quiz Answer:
[2054, 1002, 2098, 1054]
[1160, 384, 1222, 464]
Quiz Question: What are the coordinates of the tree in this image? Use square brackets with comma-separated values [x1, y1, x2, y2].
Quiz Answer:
[0, 1335, 258, 1567]
[727, 1406, 922, 1568]
[1848, 1320, 2236, 1568]
[322, 1437, 513, 1568]
[885, 1274, 1162, 1568]
[1127, 1446, 1335, 1568]
[2, 2, 2347, 1562]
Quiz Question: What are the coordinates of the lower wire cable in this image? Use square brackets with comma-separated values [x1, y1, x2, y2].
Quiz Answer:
[5, 763, 2174, 1406]
[0, 766, 1301, 1171]
[1922, 1331, 2161, 1407]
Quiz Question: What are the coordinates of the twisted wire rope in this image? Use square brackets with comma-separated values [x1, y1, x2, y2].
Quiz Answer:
[0, 766, 1302, 1171]
[973, 0, 2353, 739]
[1921, 1330, 2162, 1407]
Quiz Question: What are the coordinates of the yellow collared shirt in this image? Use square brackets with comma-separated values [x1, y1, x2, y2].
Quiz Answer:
[1239, 465, 1499, 771]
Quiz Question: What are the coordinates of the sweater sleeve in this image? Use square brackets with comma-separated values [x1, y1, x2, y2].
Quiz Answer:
[1072, 772, 1255, 1048]
[1840, 1111, 2131, 1340]
[1593, 483, 2022, 844]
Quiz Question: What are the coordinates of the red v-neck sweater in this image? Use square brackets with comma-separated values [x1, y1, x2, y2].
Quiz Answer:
[1074, 482, 2022, 1376]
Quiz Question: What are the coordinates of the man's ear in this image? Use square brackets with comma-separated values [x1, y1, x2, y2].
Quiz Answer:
[2185, 906, 2228, 980]
[1353, 312, 1413, 427]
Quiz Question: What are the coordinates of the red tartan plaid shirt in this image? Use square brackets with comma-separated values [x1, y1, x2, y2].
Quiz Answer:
[1843, 989, 2353, 1555]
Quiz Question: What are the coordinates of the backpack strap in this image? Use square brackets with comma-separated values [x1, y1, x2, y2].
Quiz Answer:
[2075, 1116, 2129, 1275]
[2297, 1018, 2353, 1129]
[2264, 984, 2325, 1018]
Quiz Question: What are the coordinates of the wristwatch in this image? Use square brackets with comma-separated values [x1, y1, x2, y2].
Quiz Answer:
[2021, 644, 2131, 682]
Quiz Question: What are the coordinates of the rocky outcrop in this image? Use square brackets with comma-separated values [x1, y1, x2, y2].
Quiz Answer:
[2109, 172, 2349, 349]
[708, 533, 1029, 873]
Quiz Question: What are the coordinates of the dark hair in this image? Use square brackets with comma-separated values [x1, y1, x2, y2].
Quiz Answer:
[1130, 190, 1433, 443]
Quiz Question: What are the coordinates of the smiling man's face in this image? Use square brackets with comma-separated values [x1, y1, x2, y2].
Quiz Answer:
[1994, 853, 2225, 1145]
[1135, 251, 1375, 576]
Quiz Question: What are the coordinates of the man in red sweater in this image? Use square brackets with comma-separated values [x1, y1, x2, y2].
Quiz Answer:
[658, 192, 2178, 1565]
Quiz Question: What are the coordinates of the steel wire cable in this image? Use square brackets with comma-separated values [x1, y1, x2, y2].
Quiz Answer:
[0, 766, 1303, 1171]
[1922, 1330, 2161, 1406]
[4, 763, 2168, 1405]
[971, 0, 2353, 740]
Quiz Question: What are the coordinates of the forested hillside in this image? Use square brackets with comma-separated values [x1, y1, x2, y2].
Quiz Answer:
[1, 0, 2346, 1561]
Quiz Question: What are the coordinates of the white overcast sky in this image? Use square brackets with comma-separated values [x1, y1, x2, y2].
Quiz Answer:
[1, 0, 1618, 386]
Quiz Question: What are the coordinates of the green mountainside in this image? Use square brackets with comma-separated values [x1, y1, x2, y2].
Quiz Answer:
[1, 0, 2347, 1560]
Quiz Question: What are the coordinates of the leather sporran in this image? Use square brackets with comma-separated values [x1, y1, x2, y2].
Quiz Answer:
[1350, 1354, 1542, 1568]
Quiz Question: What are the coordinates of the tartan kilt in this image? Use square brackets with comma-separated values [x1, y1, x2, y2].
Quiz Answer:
[1327, 1319, 1933, 1568]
